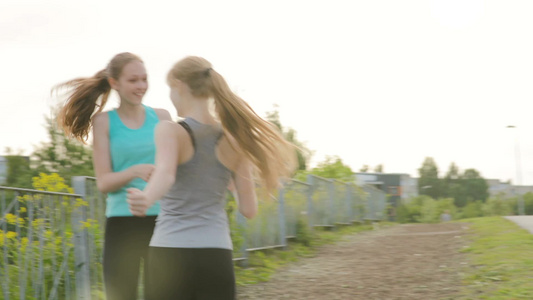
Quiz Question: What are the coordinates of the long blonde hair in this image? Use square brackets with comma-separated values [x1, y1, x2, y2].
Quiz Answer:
[167, 56, 297, 191]
[54, 52, 143, 142]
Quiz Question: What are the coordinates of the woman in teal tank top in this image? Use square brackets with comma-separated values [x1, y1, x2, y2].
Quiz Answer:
[55, 52, 172, 300]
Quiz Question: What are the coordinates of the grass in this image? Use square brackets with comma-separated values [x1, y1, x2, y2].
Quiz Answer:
[234, 222, 387, 286]
[457, 216, 533, 299]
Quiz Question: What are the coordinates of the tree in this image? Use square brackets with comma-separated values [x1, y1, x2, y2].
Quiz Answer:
[460, 168, 489, 204]
[442, 162, 461, 200]
[431, 161, 489, 207]
[359, 165, 369, 172]
[4, 148, 33, 188]
[445, 162, 460, 180]
[3, 110, 94, 191]
[308, 156, 354, 182]
[31, 114, 94, 183]
[265, 106, 312, 171]
[417, 157, 441, 199]
[444, 167, 489, 207]
[374, 164, 383, 173]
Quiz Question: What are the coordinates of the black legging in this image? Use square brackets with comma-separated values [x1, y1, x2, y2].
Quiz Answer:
[146, 247, 236, 300]
[103, 216, 157, 300]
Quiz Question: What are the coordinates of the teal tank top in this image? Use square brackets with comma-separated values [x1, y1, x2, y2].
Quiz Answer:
[106, 105, 161, 217]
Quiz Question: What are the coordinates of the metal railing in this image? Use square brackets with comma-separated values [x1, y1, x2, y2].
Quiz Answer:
[0, 186, 89, 300]
[232, 175, 386, 262]
[1, 174, 387, 299]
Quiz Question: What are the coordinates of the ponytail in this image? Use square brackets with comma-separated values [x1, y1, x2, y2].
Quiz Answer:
[167, 56, 297, 192]
[54, 52, 142, 143]
[55, 69, 111, 142]
[210, 71, 296, 191]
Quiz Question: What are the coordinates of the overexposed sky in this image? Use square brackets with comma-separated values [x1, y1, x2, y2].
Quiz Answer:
[2, 0, 533, 184]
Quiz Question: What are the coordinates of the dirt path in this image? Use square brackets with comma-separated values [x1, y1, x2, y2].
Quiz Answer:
[237, 222, 468, 300]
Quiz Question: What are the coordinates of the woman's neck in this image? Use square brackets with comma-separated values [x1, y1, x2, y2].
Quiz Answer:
[182, 98, 217, 125]
[117, 102, 145, 120]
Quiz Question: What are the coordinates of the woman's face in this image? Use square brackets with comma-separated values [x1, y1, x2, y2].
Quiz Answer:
[114, 60, 148, 105]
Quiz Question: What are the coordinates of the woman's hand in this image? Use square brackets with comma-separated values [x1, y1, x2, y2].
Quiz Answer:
[127, 188, 150, 217]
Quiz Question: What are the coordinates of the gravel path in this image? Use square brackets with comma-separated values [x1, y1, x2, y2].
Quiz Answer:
[237, 222, 468, 300]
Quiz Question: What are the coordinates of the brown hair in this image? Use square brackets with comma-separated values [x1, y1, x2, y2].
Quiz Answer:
[167, 56, 297, 191]
[54, 52, 143, 142]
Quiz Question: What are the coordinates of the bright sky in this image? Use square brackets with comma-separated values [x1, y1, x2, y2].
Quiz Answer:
[2, 0, 533, 184]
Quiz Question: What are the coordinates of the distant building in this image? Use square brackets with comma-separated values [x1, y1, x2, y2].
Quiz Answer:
[354, 172, 419, 206]
[486, 179, 533, 198]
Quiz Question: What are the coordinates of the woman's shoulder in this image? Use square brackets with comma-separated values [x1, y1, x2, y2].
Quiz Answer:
[149, 107, 173, 122]
[92, 111, 111, 125]
[91, 111, 112, 136]
[156, 120, 182, 134]
[154, 120, 194, 144]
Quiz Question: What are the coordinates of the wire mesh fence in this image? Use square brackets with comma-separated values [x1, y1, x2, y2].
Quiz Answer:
[1, 174, 387, 299]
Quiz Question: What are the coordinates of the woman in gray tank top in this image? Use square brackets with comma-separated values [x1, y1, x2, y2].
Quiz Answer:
[127, 56, 297, 299]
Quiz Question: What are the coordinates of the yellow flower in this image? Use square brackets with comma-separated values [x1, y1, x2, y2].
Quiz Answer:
[80, 221, 92, 229]
[32, 173, 73, 193]
[21, 237, 29, 249]
[32, 218, 45, 228]
[6, 231, 17, 239]
[75, 198, 89, 207]
[20, 207, 27, 213]
[4, 213, 16, 225]
[45, 230, 54, 239]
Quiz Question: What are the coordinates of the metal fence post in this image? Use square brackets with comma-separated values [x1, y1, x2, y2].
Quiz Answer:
[371, 188, 375, 220]
[278, 187, 287, 249]
[306, 175, 314, 230]
[71, 176, 92, 300]
[236, 211, 249, 267]
[346, 183, 353, 224]
[328, 180, 335, 226]
[374, 188, 381, 220]
[1, 190, 9, 300]
[380, 193, 384, 221]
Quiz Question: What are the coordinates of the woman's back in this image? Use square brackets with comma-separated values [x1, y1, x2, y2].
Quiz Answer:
[150, 117, 233, 249]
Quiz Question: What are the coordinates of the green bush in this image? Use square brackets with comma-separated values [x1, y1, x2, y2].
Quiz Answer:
[481, 196, 514, 216]
[459, 201, 484, 219]
[294, 217, 313, 246]
[397, 194, 518, 224]
[418, 197, 439, 223]
[396, 195, 431, 223]
[225, 195, 245, 252]
[523, 193, 533, 215]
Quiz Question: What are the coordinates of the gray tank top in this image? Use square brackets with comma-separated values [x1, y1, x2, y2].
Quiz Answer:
[150, 118, 233, 249]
